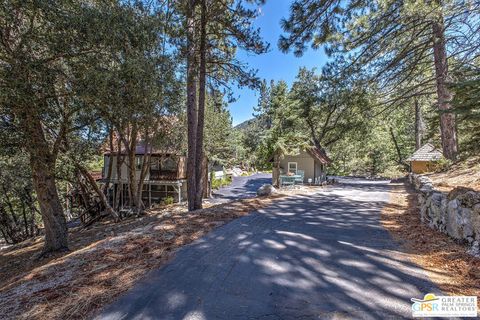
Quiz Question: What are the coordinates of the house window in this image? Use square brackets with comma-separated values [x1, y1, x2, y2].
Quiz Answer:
[135, 156, 143, 170]
[161, 157, 177, 172]
[150, 157, 160, 170]
[288, 162, 297, 174]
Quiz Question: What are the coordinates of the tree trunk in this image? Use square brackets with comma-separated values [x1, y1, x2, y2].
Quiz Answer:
[135, 131, 151, 214]
[194, 0, 207, 210]
[102, 127, 114, 194]
[186, 0, 198, 211]
[389, 127, 409, 171]
[124, 125, 139, 209]
[432, 17, 458, 160]
[272, 152, 280, 188]
[25, 113, 68, 253]
[114, 135, 123, 211]
[22, 204, 29, 238]
[128, 152, 138, 209]
[75, 170, 90, 214]
[77, 165, 119, 222]
[414, 98, 423, 150]
[114, 139, 124, 212]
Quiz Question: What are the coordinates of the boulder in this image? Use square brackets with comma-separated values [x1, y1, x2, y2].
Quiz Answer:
[467, 241, 480, 258]
[473, 203, 480, 214]
[457, 191, 480, 207]
[419, 183, 434, 195]
[430, 192, 444, 206]
[420, 203, 428, 223]
[257, 184, 277, 197]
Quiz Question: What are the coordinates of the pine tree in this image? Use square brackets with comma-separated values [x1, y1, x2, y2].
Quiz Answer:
[180, 0, 268, 210]
[280, 0, 480, 160]
[0, 1, 111, 253]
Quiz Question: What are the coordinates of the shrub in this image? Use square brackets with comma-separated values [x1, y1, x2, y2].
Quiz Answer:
[162, 196, 175, 205]
[211, 175, 232, 190]
[432, 158, 452, 172]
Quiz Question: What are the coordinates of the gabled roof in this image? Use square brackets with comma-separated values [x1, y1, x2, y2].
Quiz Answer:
[406, 143, 444, 162]
[307, 146, 332, 165]
[104, 141, 181, 156]
[267, 145, 332, 164]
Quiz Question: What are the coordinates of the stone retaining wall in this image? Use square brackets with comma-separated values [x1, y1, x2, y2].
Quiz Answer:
[409, 173, 480, 254]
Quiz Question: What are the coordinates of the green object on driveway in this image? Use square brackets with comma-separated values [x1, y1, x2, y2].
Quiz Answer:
[280, 175, 296, 187]
[280, 172, 304, 187]
[295, 170, 305, 184]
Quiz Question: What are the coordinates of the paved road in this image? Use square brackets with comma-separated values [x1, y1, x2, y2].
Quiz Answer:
[209, 173, 271, 203]
[98, 178, 440, 320]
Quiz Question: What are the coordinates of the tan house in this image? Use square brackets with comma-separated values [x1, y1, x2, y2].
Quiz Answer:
[274, 146, 332, 185]
[102, 144, 188, 207]
[406, 143, 444, 173]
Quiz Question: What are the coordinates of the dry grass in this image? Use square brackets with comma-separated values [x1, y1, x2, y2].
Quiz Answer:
[426, 156, 480, 192]
[0, 185, 322, 320]
[382, 180, 480, 304]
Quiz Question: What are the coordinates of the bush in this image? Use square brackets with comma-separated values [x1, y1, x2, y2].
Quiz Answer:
[432, 158, 452, 172]
[161, 196, 175, 205]
[211, 175, 232, 190]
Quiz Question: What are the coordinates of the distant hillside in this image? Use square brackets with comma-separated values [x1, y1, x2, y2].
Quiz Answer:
[235, 116, 270, 133]
[234, 118, 257, 131]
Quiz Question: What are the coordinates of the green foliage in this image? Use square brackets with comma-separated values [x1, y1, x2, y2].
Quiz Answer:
[204, 90, 237, 166]
[0, 153, 40, 244]
[289, 67, 372, 148]
[256, 80, 306, 162]
[280, 0, 480, 161]
[161, 196, 175, 206]
[327, 103, 417, 178]
[211, 175, 232, 190]
[238, 63, 426, 178]
[432, 158, 452, 173]
[451, 67, 480, 157]
[280, 0, 479, 98]
[235, 115, 270, 169]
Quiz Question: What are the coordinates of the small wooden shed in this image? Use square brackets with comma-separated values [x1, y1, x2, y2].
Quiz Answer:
[406, 143, 444, 173]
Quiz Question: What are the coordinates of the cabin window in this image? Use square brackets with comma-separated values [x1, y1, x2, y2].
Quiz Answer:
[288, 162, 297, 174]
[161, 157, 177, 172]
[135, 156, 143, 170]
[150, 157, 160, 170]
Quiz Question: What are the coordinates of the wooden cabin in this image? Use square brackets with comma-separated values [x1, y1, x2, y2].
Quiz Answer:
[406, 143, 444, 174]
[101, 143, 189, 207]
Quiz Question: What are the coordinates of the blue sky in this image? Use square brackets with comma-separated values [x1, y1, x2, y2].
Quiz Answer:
[229, 0, 328, 126]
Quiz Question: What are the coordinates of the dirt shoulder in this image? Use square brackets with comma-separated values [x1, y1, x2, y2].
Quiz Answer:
[0, 186, 321, 320]
[382, 180, 480, 302]
[425, 156, 480, 193]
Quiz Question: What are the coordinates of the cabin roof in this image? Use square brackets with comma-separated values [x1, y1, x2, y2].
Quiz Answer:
[103, 142, 182, 156]
[269, 145, 332, 164]
[306, 146, 332, 165]
[406, 143, 444, 162]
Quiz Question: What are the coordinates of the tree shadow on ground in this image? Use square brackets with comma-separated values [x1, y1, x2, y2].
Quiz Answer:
[98, 181, 445, 320]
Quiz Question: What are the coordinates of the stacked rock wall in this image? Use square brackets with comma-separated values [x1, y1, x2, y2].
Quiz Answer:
[409, 174, 480, 252]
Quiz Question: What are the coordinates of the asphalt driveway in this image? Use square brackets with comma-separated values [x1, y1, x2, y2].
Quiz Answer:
[97, 178, 440, 320]
[210, 173, 271, 203]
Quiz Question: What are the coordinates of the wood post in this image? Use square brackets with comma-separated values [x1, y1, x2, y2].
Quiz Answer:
[148, 183, 151, 208]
